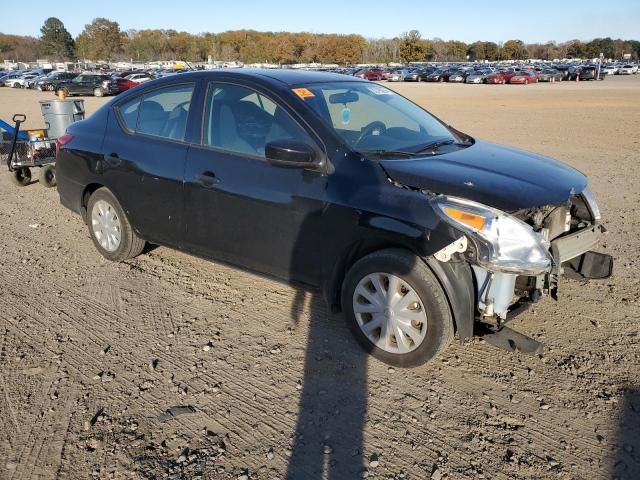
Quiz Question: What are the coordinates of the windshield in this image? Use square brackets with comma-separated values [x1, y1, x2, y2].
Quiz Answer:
[297, 81, 463, 155]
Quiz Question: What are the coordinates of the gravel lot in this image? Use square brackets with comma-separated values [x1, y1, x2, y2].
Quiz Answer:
[0, 76, 639, 480]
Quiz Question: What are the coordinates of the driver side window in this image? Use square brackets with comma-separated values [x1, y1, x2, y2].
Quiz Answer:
[203, 83, 313, 158]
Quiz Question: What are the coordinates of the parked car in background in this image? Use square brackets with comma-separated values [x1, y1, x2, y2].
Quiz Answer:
[56, 69, 611, 367]
[445, 70, 466, 83]
[101, 76, 138, 96]
[537, 68, 563, 82]
[0, 71, 24, 86]
[601, 65, 619, 75]
[57, 74, 112, 97]
[354, 68, 384, 81]
[4, 74, 38, 88]
[553, 65, 575, 80]
[426, 69, 446, 82]
[125, 73, 154, 83]
[575, 66, 606, 81]
[618, 65, 635, 75]
[465, 69, 493, 84]
[387, 68, 411, 82]
[380, 68, 395, 80]
[509, 70, 538, 84]
[25, 74, 48, 89]
[404, 68, 433, 82]
[37, 72, 78, 91]
[485, 71, 510, 84]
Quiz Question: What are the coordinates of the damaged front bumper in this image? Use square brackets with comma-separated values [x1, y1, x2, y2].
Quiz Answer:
[471, 223, 612, 327]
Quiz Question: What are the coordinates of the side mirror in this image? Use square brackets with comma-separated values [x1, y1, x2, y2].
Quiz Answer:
[265, 139, 318, 169]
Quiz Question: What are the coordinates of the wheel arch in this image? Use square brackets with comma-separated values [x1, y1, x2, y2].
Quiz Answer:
[323, 242, 475, 342]
[80, 183, 105, 223]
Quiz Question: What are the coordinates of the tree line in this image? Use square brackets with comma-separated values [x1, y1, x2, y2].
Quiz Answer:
[1, 18, 639, 65]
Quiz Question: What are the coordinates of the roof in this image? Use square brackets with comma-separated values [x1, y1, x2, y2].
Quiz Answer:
[180, 68, 366, 85]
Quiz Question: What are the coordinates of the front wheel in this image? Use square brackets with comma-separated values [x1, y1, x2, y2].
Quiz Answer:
[94, 87, 104, 97]
[87, 188, 146, 262]
[342, 249, 454, 367]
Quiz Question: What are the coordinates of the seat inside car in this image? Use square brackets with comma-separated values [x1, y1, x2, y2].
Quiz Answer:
[139, 100, 168, 136]
[216, 103, 255, 155]
[162, 103, 189, 140]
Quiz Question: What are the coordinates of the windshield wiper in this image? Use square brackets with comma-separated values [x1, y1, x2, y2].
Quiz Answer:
[357, 149, 417, 159]
[413, 139, 457, 154]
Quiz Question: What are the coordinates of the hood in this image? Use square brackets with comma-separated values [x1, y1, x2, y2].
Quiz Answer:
[379, 139, 587, 211]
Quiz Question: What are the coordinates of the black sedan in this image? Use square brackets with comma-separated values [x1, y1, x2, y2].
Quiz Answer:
[56, 70, 610, 367]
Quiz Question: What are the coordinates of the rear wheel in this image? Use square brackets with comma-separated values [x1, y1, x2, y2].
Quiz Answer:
[94, 87, 104, 97]
[10, 167, 31, 187]
[342, 249, 454, 367]
[87, 188, 146, 262]
[38, 165, 56, 188]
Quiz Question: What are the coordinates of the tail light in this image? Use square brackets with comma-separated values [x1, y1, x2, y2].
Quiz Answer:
[55, 133, 75, 154]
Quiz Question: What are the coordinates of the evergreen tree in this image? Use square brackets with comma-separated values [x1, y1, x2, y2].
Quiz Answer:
[40, 17, 75, 60]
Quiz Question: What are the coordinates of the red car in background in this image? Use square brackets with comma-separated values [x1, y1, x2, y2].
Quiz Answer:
[354, 68, 384, 81]
[102, 76, 138, 96]
[380, 68, 395, 80]
[509, 70, 538, 84]
[486, 69, 517, 84]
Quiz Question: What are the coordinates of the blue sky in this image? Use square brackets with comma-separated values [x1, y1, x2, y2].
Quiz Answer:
[1, 0, 638, 42]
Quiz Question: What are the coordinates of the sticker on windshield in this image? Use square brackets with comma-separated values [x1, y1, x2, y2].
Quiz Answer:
[341, 107, 351, 125]
[292, 87, 315, 99]
[367, 85, 393, 95]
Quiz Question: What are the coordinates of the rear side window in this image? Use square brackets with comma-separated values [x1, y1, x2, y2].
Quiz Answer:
[119, 97, 141, 131]
[117, 84, 194, 141]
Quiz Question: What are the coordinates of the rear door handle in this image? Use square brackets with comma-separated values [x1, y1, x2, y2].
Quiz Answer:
[195, 171, 219, 187]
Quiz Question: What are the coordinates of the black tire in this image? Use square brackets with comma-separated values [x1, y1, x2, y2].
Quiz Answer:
[94, 87, 104, 97]
[341, 248, 454, 368]
[10, 168, 31, 186]
[38, 165, 56, 188]
[86, 188, 146, 262]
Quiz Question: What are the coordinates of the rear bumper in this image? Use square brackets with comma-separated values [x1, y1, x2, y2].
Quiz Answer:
[57, 167, 84, 216]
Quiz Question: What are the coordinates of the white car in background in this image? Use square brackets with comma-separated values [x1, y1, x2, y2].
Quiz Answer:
[125, 73, 153, 83]
[4, 74, 37, 88]
[600, 65, 619, 75]
[618, 65, 635, 75]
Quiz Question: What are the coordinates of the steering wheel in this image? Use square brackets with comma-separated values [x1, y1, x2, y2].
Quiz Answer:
[354, 121, 387, 147]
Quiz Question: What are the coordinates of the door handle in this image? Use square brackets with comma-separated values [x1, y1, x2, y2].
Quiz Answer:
[195, 171, 219, 187]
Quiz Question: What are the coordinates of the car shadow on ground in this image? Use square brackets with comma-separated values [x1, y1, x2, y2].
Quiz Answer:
[613, 388, 640, 478]
[284, 287, 369, 479]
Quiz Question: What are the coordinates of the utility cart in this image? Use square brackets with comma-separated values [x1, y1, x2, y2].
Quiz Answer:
[1, 99, 84, 188]
[1, 114, 57, 187]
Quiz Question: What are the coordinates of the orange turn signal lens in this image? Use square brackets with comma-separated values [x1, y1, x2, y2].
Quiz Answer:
[443, 207, 486, 230]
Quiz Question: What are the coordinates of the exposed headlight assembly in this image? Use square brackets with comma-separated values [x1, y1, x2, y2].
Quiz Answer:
[432, 195, 552, 275]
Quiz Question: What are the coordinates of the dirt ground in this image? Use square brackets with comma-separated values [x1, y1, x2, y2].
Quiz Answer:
[0, 76, 639, 480]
